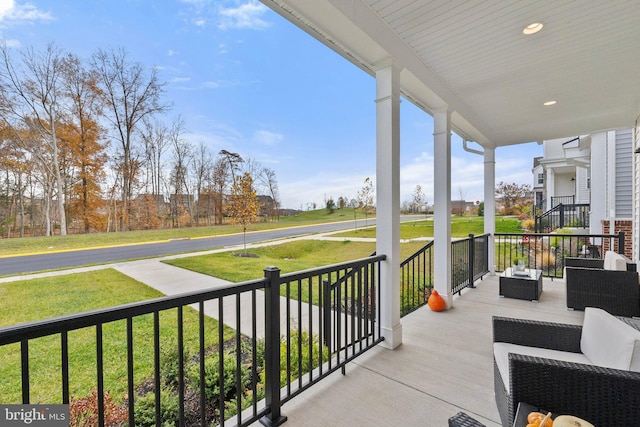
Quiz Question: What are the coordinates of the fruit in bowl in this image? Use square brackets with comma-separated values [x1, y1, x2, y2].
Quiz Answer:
[527, 411, 553, 427]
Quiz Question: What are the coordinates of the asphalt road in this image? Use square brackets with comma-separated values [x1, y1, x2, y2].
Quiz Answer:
[0, 217, 412, 276]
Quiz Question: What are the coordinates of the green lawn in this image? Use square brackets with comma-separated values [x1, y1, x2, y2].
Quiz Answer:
[164, 240, 428, 304]
[334, 215, 523, 239]
[0, 208, 367, 257]
[0, 269, 229, 404]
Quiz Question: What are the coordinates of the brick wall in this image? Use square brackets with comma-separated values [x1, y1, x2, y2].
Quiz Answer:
[602, 219, 633, 259]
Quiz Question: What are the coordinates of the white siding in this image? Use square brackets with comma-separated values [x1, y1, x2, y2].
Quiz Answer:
[616, 129, 633, 217]
[576, 167, 590, 204]
[543, 139, 567, 159]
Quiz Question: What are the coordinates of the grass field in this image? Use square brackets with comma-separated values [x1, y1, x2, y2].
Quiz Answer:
[0, 269, 229, 404]
[334, 215, 523, 239]
[164, 240, 428, 304]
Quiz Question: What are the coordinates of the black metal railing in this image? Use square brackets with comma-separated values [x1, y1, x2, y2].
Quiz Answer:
[551, 195, 575, 207]
[451, 234, 490, 294]
[399, 241, 433, 316]
[495, 232, 624, 278]
[399, 234, 489, 315]
[0, 255, 385, 427]
[534, 203, 590, 232]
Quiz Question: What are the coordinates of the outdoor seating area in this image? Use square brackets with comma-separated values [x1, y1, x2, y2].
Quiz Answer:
[278, 273, 588, 426]
[493, 308, 640, 427]
[565, 251, 640, 317]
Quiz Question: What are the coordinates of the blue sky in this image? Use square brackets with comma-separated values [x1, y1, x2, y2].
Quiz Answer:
[0, 0, 541, 210]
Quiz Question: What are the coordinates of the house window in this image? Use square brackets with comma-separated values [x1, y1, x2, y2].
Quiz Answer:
[537, 173, 544, 185]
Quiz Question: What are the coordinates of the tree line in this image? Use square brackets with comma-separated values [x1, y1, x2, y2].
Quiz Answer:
[0, 42, 279, 238]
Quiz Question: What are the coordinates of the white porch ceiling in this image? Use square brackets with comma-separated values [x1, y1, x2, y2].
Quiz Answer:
[262, 0, 640, 148]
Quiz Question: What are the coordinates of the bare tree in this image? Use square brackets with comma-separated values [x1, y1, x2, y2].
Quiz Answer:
[0, 42, 68, 235]
[357, 177, 375, 227]
[259, 167, 280, 220]
[140, 117, 170, 197]
[93, 46, 168, 231]
[219, 149, 243, 186]
[212, 157, 229, 225]
[192, 140, 214, 226]
[412, 184, 425, 214]
[168, 117, 192, 227]
[457, 186, 467, 216]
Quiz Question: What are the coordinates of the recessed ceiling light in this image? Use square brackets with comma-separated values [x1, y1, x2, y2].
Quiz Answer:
[544, 100, 557, 106]
[523, 22, 544, 35]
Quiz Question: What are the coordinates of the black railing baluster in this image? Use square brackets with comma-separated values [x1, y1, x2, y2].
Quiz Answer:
[177, 307, 185, 427]
[61, 331, 69, 404]
[308, 276, 313, 383]
[127, 317, 134, 427]
[218, 298, 225, 425]
[322, 278, 331, 352]
[153, 312, 160, 427]
[198, 301, 205, 427]
[96, 324, 105, 427]
[260, 266, 286, 427]
[235, 294, 242, 427]
[468, 234, 476, 288]
[251, 289, 258, 416]
[21, 340, 29, 404]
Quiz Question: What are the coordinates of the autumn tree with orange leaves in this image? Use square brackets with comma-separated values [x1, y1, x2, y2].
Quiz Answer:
[228, 172, 259, 254]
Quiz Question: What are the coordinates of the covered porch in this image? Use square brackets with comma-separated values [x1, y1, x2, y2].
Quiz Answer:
[260, 0, 640, 350]
[280, 273, 581, 426]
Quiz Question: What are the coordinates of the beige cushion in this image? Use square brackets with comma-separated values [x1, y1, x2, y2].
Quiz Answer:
[581, 307, 640, 370]
[604, 250, 628, 271]
[494, 342, 591, 391]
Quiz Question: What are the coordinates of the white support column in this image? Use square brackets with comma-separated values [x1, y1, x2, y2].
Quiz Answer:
[375, 59, 402, 349]
[546, 169, 555, 209]
[433, 108, 452, 307]
[484, 147, 496, 274]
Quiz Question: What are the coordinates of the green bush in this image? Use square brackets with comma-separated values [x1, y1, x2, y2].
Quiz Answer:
[280, 330, 329, 386]
[133, 387, 179, 427]
[188, 352, 251, 403]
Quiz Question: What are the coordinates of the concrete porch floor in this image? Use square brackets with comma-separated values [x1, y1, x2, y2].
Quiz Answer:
[276, 273, 583, 427]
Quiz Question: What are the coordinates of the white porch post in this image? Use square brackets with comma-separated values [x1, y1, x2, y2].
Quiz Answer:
[484, 147, 496, 274]
[375, 59, 402, 349]
[433, 108, 452, 307]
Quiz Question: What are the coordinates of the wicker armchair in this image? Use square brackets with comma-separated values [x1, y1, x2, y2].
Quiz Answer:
[565, 266, 640, 317]
[493, 316, 640, 427]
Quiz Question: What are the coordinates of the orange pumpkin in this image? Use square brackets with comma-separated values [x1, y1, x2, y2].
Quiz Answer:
[427, 289, 447, 311]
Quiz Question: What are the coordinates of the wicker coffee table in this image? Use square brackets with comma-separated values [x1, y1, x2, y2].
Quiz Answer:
[499, 268, 543, 301]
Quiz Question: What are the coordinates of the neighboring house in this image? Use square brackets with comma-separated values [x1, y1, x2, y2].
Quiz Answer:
[533, 129, 634, 257]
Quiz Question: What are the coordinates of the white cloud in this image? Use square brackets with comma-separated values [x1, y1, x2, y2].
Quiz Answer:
[0, 1, 51, 23]
[253, 130, 283, 146]
[218, 0, 270, 31]
[170, 76, 191, 83]
[0, 0, 13, 20]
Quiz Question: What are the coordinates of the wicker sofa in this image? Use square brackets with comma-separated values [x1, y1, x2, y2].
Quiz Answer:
[565, 251, 639, 317]
[493, 309, 640, 427]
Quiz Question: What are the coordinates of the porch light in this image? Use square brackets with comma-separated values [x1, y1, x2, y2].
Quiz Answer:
[523, 22, 543, 35]
[543, 100, 557, 106]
